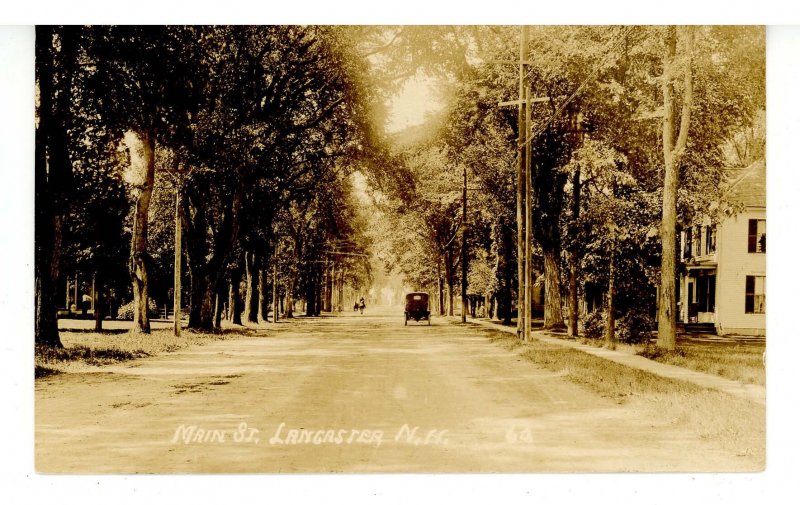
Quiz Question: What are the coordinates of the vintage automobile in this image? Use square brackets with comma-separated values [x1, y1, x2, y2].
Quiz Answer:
[404, 292, 430, 325]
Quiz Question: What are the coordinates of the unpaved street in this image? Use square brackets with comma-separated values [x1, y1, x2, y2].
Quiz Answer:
[36, 308, 755, 473]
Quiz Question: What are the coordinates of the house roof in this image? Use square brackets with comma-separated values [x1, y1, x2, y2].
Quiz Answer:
[723, 159, 766, 208]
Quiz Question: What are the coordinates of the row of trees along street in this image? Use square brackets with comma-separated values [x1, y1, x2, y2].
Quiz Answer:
[35, 26, 393, 346]
[369, 26, 764, 350]
[35, 25, 764, 352]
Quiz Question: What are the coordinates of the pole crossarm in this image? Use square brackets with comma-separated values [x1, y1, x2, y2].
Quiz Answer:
[498, 96, 549, 107]
[485, 59, 535, 66]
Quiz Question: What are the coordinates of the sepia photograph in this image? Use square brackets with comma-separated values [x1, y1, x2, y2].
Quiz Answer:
[4, 0, 799, 499]
[28, 22, 770, 476]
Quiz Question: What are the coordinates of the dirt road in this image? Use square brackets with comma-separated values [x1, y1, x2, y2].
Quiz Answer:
[36, 308, 755, 473]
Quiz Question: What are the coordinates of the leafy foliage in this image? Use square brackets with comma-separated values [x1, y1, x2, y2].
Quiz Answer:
[36, 25, 765, 344]
[582, 311, 606, 340]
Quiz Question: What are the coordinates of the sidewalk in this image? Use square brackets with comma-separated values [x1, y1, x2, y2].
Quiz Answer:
[455, 316, 766, 405]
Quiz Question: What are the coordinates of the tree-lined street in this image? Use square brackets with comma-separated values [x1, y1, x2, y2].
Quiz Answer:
[33, 24, 766, 474]
[36, 310, 758, 473]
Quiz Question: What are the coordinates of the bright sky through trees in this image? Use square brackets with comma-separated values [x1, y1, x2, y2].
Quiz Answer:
[386, 72, 444, 133]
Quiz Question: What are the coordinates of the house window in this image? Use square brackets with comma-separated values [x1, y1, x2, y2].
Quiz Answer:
[705, 226, 716, 255]
[748, 219, 766, 253]
[684, 228, 693, 260]
[695, 226, 702, 257]
[745, 275, 765, 314]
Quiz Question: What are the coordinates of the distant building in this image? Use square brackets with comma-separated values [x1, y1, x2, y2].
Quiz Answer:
[678, 160, 765, 336]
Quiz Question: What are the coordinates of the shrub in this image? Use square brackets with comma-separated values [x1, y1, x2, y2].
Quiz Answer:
[581, 310, 606, 339]
[116, 299, 160, 320]
[616, 308, 655, 344]
[637, 346, 686, 360]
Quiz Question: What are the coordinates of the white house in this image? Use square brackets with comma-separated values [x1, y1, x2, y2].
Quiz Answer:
[678, 160, 765, 336]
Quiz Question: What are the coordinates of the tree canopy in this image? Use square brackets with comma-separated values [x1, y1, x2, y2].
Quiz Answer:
[35, 25, 765, 350]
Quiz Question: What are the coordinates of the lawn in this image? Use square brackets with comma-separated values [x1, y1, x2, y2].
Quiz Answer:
[488, 319, 766, 387]
[640, 339, 765, 386]
[478, 325, 765, 466]
[35, 326, 256, 378]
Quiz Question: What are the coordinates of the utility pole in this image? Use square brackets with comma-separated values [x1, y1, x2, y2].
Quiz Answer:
[524, 84, 533, 342]
[461, 163, 468, 323]
[515, 25, 528, 338]
[568, 162, 581, 338]
[568, 110, 585, 338]
[496, 26, 547, 338]
[173, 183, 182, 337]
[272, 261, 278, 323]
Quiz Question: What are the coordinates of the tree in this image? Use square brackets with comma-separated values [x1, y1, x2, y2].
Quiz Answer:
[36, 25, 764, 347]
[440, 43, 519, 325]
[656, 26, 694, 351]
[86, 26, 202, 333]
[35, 25, 77, 347]
[63, 120, 129, 332]
[173, 26, 377, 330]
[122, 132, 156, 332]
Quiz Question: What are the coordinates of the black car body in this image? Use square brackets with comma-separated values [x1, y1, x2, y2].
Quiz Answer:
[404, 292, 430, 325]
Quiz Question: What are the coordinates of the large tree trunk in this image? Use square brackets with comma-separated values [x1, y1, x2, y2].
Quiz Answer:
[35, 240, 62, 347]
[445, 247, 455, 316]
[230, 268, 244, 325]
[437, 258, 445, 316]
[657, 26, 693, 351]
[184, 193, 215, 333]
[305, 269, 317, 317]
[190, 271, 215, 331]
[315, 270, 323, 316]
[494, 217, 514, 326]
[337, 268, 344, 311]
[259, 269, 269, 321]
[213, 293, 221, 329]
[272, 262, 279, 323]
[34, 162, 63, 346]
[227, 282, 234, 321]
[34, 25, 70, 348]
[128, 131, 156, 334]
[184, 190, 208, 330]
[605, 247, 617, 349]
[323, 265, 333, 312]
[214, 279, 225, 330]
[543, 249, 565, 331]
[244, 252, 259, 323]
[34, 42, 61, 345]
[93, 278, 104, 332]
[184, 174, 245, 331]
[284, 269, 297, 318]
[568, 165, 581, 337]
[190, 279, 215, 332]
[568, 253, 579, 336]
[461, 165, 468, 323]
